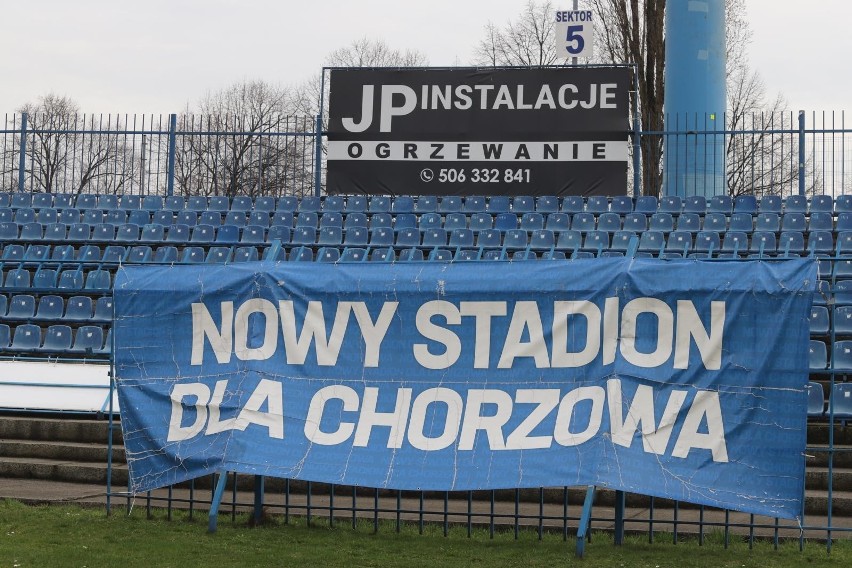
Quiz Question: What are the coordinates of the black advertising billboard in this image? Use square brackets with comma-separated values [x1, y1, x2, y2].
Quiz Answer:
[326, 67, 630, 197]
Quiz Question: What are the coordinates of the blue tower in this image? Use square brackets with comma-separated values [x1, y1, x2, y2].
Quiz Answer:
[663, 0, 726, 197]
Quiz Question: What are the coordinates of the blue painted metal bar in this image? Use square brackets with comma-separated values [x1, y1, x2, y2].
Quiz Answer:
[166, 113, 177, 197]
[17, 113, 27, 192]
[314, 114, 323, 197]
[253, 475, 265, 525]
[798, 111, 806, 196]
[632, 68, 641, 197]
[614, 490, 625, 545]
[208, 470, 229, 533]
[575, 485, 596, 558]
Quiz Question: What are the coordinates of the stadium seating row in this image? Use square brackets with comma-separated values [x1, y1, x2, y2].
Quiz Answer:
[5, 192, 852, 216]
[0, 323, 110, 355]
[807, 381, 852, 418]
[0, 267, 111, 291]
[0, 294, 111, 322]
[809, 339, 852, 369]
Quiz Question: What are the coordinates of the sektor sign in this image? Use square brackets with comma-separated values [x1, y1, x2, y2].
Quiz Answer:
[115, 259, 815, 520]
[326, 67, 630, 196]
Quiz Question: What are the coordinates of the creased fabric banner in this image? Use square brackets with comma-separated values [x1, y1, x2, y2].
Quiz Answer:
[114, 258, 816, 520]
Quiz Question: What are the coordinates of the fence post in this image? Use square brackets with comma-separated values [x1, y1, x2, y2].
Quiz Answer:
[632, 69, 641, 197]
[167, 113, 177, 197]
[314, 114, 323, 197]
[17, 112, 27, 193]
[798, 110, 805, 197]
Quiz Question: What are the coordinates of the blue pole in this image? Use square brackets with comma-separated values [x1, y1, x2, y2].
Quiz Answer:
[798, 111, 806, 196]
[208, 470, 229, 533]
[18, 112, 27, 193]
[167, 113, 177, 197]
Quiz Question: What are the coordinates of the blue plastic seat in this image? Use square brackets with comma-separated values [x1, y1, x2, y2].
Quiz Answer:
[90, 223, 115, 241]
[176, 211, 198, 226]
[271, 211, 294, 228]
[43, 223, 68, 241]
[10, 324, 41, 351]
[833, 340, 852, 369]
[75, 194, 98, 210]
[233, 246, 259, 263]
[166, 224, 191, 243]
[398, 248, 424, 261]
[755, 213, 780, 232]
[830, 306, 851, 335]
[10, 193, 32, 208]
[50, 244, 75, 261]
[808, 231, 834, 254]
[140, 223, 165, 242]
[443, 212, 467, 231]
[585, 196, 609, 214]
[512, 196, 536, 213]
[37, 208, 58, 225]
[163, 195, 185, 211]
[439, 196, 463, 213]
[115, 223, 140, 242]
[14, 208, 36, 225]
[210, 196, 232, 211]
[493, 212, 517, 231]
[41, 324, 72, 351]
[610, 231, 636, 253]
[320, 212, 344, 229]
[189, 224, 215, 243]
[560, 196, 584, 214]
[224, 211, 247, 227]
[317, 226, 343, 246]
[240, 225, 266, 244]
[837, 195, 852, 213]
[729, 212, 754, 232]
[447, 228, 473, 248]
[128, 210, 151, 226]
[288, 246, 314, 261]
[199, 211, 222, 226]
[810, 340, 828, 369]
[638, 231, 665, 254]
[180, 246, 205, 263]
[634, 196, 658, 214]
[676, 213, 701, 233]
[4, 268, 31, 288]
[248, 211, 271, 227]
[153, 246, 179, 263]
[470, 213, 493, 232]
[545, 213, 571, 231]
[81, 210, 104, 225]
[368, 196, 391, 213]
[58, 208, 80, 225]
[519, 212, 544, 231]
[597, 212, 622, 233]
[340, 247, 367, 262]
[7, 294, 36, 319]
[830, 383, 852, 419]
[721, 231, 749, 253]
[19, 221, 44, 240]
[32, 268, 58, 289]
[127, 245, 153, 263]
[778, 231, 805, 256]
[649, 213, 673, 233]
[266, 225, 291, 244]
[419, 212, 443, 231]
[422, 228, 448, 248]
[370, 247, 395, 262]
[810, 195, 834, 213]
[503, 229, 528, 250]
[0, 221, 19, 240]
[344, 212, 368, 230]
[708, 195, 733, 214]
[290, 226, 316, 246]
[101, 245, 127, 263]
[809, 212, 834, 232]
[2, 243, 24, 260]
[694, 231, 722, 254]
[582, 231, 609, 253]
[229, 196, 253, 212]
[24, 244, 51, 261]
[555, 230, 583, 252]
[57, 270, 84, 290]
[666, 231, 693, 254]
[702, 212, 727, 232]
[276, 196, 299, 212]
[343, 195, 369, 214]
[749, 231, 777, 255]
[85, 269, 112, 290]
[70, 325, 104, 353]
[103, 210, 126, 225]
[298, 196, 321, 213]
[527, 229, 554, 250]
[215, 224, 240, 243]
[535, 195, 559, 213]
[64, 296, 94, 322]
[477, 229, 502, 248]
[141, 195, 164, 211]
[784, 195, 807, 213]
[683, 196, 706, 215]
[369, 212, 393, 230]
[204, 247, 231, 263]
[733, 195, 758, 214]
[759, 195, 782, 213]
[392, 196, 415, 214]
[427, 248, 453, 261]
[807, 382, 825, 417]
[571, 212, 596, 232]
[610, 196, 633, 213]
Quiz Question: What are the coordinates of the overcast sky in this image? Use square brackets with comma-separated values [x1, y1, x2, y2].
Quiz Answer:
[1, 0, 849, 116]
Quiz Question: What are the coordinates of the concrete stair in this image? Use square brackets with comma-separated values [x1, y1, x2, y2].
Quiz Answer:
[2, 414, 852, 536]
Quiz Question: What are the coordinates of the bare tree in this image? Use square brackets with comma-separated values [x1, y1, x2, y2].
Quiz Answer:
[2, 94, 137, 194]
[174, 81, 314, 198]
[592, 0, 666, 197]
[325, 37, 428, 69]
[472, 1, 560, 67]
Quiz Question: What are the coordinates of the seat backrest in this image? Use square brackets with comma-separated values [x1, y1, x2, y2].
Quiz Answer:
[7, 294, 36, 319]
[42, 324, 73, 351]
[71, 325, 104, 353]
[11, 323, 41, 350]
[64, 296, 94, 321]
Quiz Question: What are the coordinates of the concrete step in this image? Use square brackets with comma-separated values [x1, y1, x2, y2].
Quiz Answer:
[0, 415, 122, 445]
[0, 439, 125, 463]
[0, 456, 128, 486]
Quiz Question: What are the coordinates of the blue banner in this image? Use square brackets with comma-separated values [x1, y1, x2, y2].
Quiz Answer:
[114, 258, 816, 520]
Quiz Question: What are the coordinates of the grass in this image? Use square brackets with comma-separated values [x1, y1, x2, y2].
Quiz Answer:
[1, 499, 851, 567]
